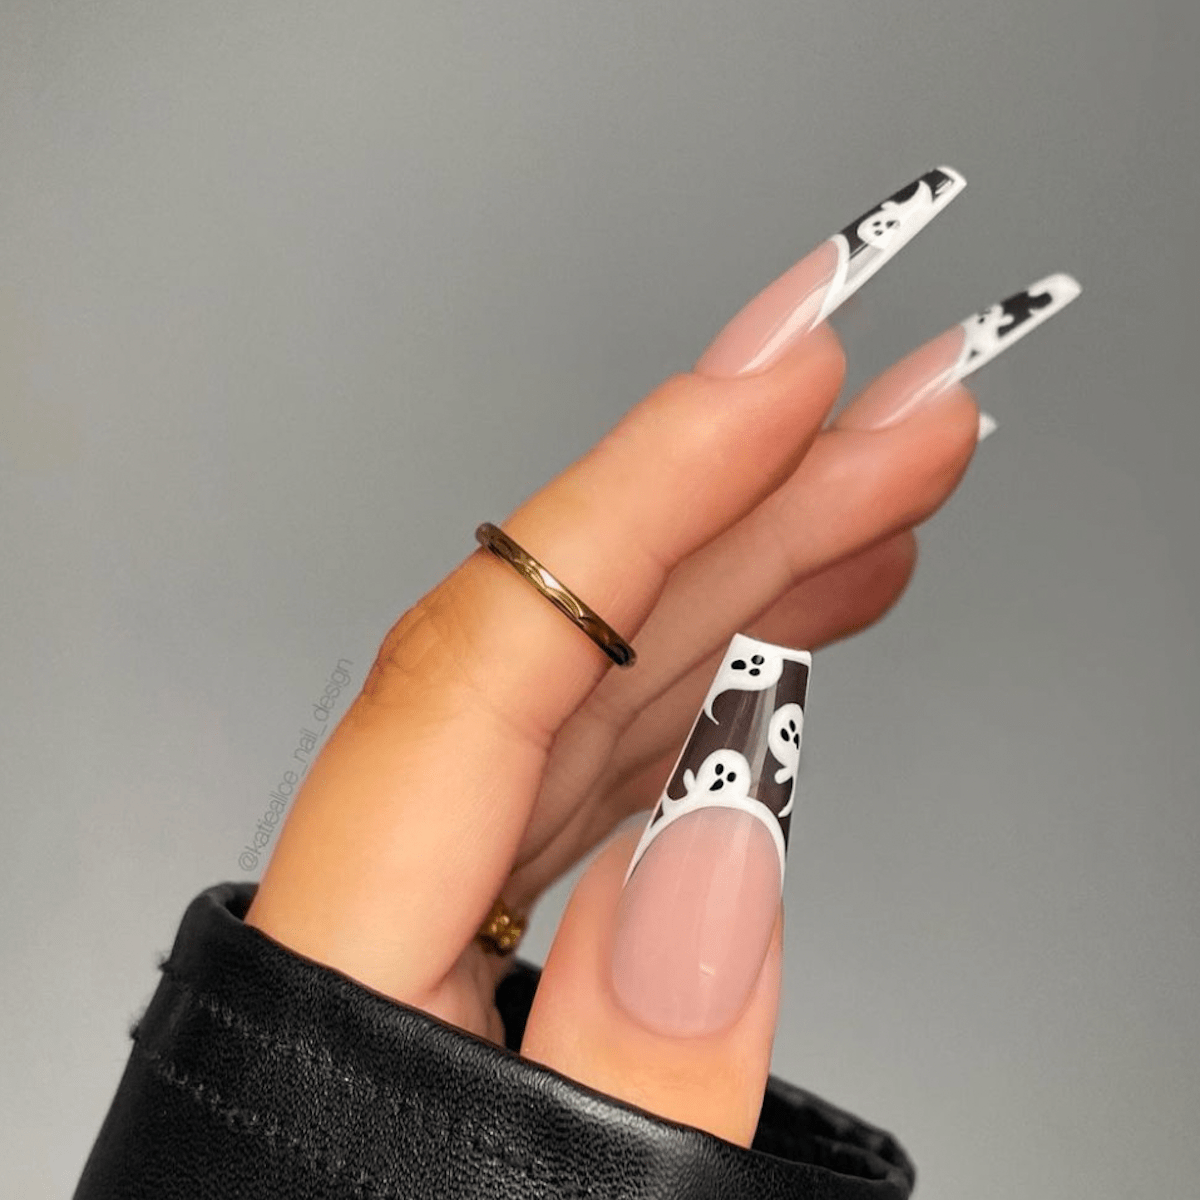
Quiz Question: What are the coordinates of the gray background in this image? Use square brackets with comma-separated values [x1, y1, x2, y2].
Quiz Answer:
[2, 2, 1196, 1197]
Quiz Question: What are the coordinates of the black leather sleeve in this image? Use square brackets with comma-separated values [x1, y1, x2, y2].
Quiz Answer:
[73, 881, 917, 1199]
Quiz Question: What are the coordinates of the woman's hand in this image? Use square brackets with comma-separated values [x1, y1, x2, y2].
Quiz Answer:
[244, 167, 1076, 1146]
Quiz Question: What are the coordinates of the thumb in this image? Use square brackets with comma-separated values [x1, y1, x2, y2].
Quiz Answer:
[520, 633, 805, 1144]
[521, 827, 783, 1144]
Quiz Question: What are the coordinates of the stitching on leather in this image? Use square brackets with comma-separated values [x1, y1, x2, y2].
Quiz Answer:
[463, 1129, 596, 1200]
[150, 960, 590, 1195]
[158, 961, 351, 1080]
[136, 1036, 597, 1200]
[154, 962, 432, 1135]
[132, 1037, 398, 1199]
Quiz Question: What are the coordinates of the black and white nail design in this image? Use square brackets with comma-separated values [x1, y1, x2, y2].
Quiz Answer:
[623, 634, 811, 892]
[949, 272, 1081, 441]
[951, 272, 1081, 383]
[813, 166, 967, 325]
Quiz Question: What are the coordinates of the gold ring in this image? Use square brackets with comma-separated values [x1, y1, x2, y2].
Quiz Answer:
[475, 897, 527, 956]
[474, 522, 637, 668]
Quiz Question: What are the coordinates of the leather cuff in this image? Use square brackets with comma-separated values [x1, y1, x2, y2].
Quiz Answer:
[75, 881, 916, 1199]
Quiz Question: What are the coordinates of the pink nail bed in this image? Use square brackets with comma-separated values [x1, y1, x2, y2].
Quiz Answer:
[610, 634, 811, 1038]
[695, 166, 966, 378]
[834, 272, 1082, 437]
[835, 325, 968, 431]
[694, 240, 839, 378]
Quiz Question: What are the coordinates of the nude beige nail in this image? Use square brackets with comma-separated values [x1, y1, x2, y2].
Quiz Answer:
[695, 166, 966, 378]
[610, 634, 811, 1038]
[835, 273, 1082, 440]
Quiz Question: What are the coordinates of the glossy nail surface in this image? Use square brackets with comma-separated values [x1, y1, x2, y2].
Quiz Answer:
[610, 634, 811, 1037]
[835, 272, 1082, 438]
[695, 165, 966, 378]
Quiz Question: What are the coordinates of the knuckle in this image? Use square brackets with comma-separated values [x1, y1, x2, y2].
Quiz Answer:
[357, 579, 550, 751]
[358, 595, 449, 710]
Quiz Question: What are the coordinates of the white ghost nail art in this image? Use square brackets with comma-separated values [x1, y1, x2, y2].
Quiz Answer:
[947, 273, 1081, 384]
[704, 634, 792, 721]
[625, 747, 788, 889]
[855, 183, 937, 250]
[670, 748, 754, 814]
[813, 165, 966, 326]
[767, 702, 804, 807]
[623, 633, 812, 893]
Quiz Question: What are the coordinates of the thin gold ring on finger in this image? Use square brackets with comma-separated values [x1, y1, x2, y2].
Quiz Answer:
[474, 522, 637, 668]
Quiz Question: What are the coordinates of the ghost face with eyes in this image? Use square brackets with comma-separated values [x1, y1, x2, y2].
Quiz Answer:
[647, 746, 787, 889]
[624, 747, 758, 885]
[665, 747, 752, 818]
[704, 640, 788, 721]
[961, 302, 1012, 364]
[767, 703, 804, 815]
[856, 180, 934, 250]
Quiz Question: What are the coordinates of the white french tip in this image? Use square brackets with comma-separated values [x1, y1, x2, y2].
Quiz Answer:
[813, 166, 968, 325]
[1036, 271, 1082, 302]
[935, 164, 968, 191]
[949, 271, 1082, 388]
[977, 411, 999, 442]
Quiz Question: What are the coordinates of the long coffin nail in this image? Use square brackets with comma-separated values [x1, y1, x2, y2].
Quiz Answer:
[610, 634, 811, 1038]
[695, 165, 966, 378]
[834, 272, 1082, 441]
